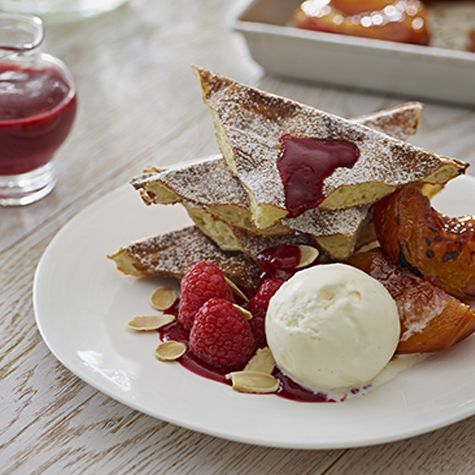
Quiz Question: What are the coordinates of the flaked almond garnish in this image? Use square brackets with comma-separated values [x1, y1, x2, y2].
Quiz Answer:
[127, 314, 175, 331]
[225, 276, 249, 303]
[226, 370, 279, 393]
[296, 245, 319, 269]
[150, 286, 177, 311]
[155, 341, 187, 361]
[233, 304, 253, 320]
[244, 347, 275, 374]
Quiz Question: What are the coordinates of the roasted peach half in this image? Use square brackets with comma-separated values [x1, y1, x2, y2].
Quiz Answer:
[291, 0, 430, 45]
[348, 248, 475, 354]
[374, 185, 475, 301]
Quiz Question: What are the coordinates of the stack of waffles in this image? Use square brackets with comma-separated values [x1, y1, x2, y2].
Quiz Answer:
[109, 67, 467, 289]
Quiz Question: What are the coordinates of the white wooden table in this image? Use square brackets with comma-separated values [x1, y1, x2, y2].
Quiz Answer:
[2, 1, 475, 473]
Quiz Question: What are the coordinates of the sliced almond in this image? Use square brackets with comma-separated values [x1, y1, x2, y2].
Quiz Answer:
[244, 347, 275, 374]
[233, 304, 253, 320]
[226, 371, 279, 394]
[150, 286, 177, 311]
[225, 276, 249, 303]
[127, 314, 175, 331]
[155, 341, 187, 361]
[296, 245, 319, 269]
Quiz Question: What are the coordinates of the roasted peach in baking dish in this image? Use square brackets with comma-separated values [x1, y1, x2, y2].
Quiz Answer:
[291, 0, 430, 45]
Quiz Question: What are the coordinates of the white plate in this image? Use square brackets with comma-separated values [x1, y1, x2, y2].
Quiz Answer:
[34, 174, 475, 449]
[232, 0, 475, 106]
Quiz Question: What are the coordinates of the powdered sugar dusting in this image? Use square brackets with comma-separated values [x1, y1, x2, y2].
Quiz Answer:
[284, 206, 370, 237]
[132, 154, 369, 239]
[195, 66, 459, 211]
[119, 226, 260, 287]
[132, 155, 248, 208]
[131, 100, 427, 241]
[399, 289, 449, 341]
[353, 102, 422, 141]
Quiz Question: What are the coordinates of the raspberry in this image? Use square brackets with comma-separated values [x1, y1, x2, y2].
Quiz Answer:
[247, 278, 285, 344]
[178, 261, 233, 330]
[189, 298, 255, 370]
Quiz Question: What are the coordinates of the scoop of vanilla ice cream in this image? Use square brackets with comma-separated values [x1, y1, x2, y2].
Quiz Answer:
[266, 263, 400, 391]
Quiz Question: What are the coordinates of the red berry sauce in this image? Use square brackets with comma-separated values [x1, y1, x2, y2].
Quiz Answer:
[256, 244, 301, 282]
[272, 367, 337, 403]
[159, 320, 337, 403]
[277, 134, 360, 217]
[159, 320, 231, 386]
[0, 63, 76, 175]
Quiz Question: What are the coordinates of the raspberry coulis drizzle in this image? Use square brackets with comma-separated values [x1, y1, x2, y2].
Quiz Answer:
[277, 134, 360, 217]
[256, 244, 302, 282]
[158, 320, 231, 385]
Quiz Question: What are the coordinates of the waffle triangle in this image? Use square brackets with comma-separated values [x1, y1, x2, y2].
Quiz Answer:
[108, 226, 260, 288]
[131, 102, 426, 258]
[193, 66, 467, 229]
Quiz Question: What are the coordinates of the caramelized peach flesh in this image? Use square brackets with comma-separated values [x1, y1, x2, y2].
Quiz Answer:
[348, 248, 475, 353]
[291, 0, 430, 45]
[374, 185, 475, 301]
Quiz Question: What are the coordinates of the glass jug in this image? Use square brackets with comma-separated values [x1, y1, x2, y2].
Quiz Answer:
[0, 13, 77, 206]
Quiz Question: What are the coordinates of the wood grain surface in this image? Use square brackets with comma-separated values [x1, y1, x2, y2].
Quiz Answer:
[1, 0, 475, 473]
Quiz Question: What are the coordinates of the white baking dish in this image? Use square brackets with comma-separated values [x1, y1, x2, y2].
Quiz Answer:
[232, 0, 475, 106]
